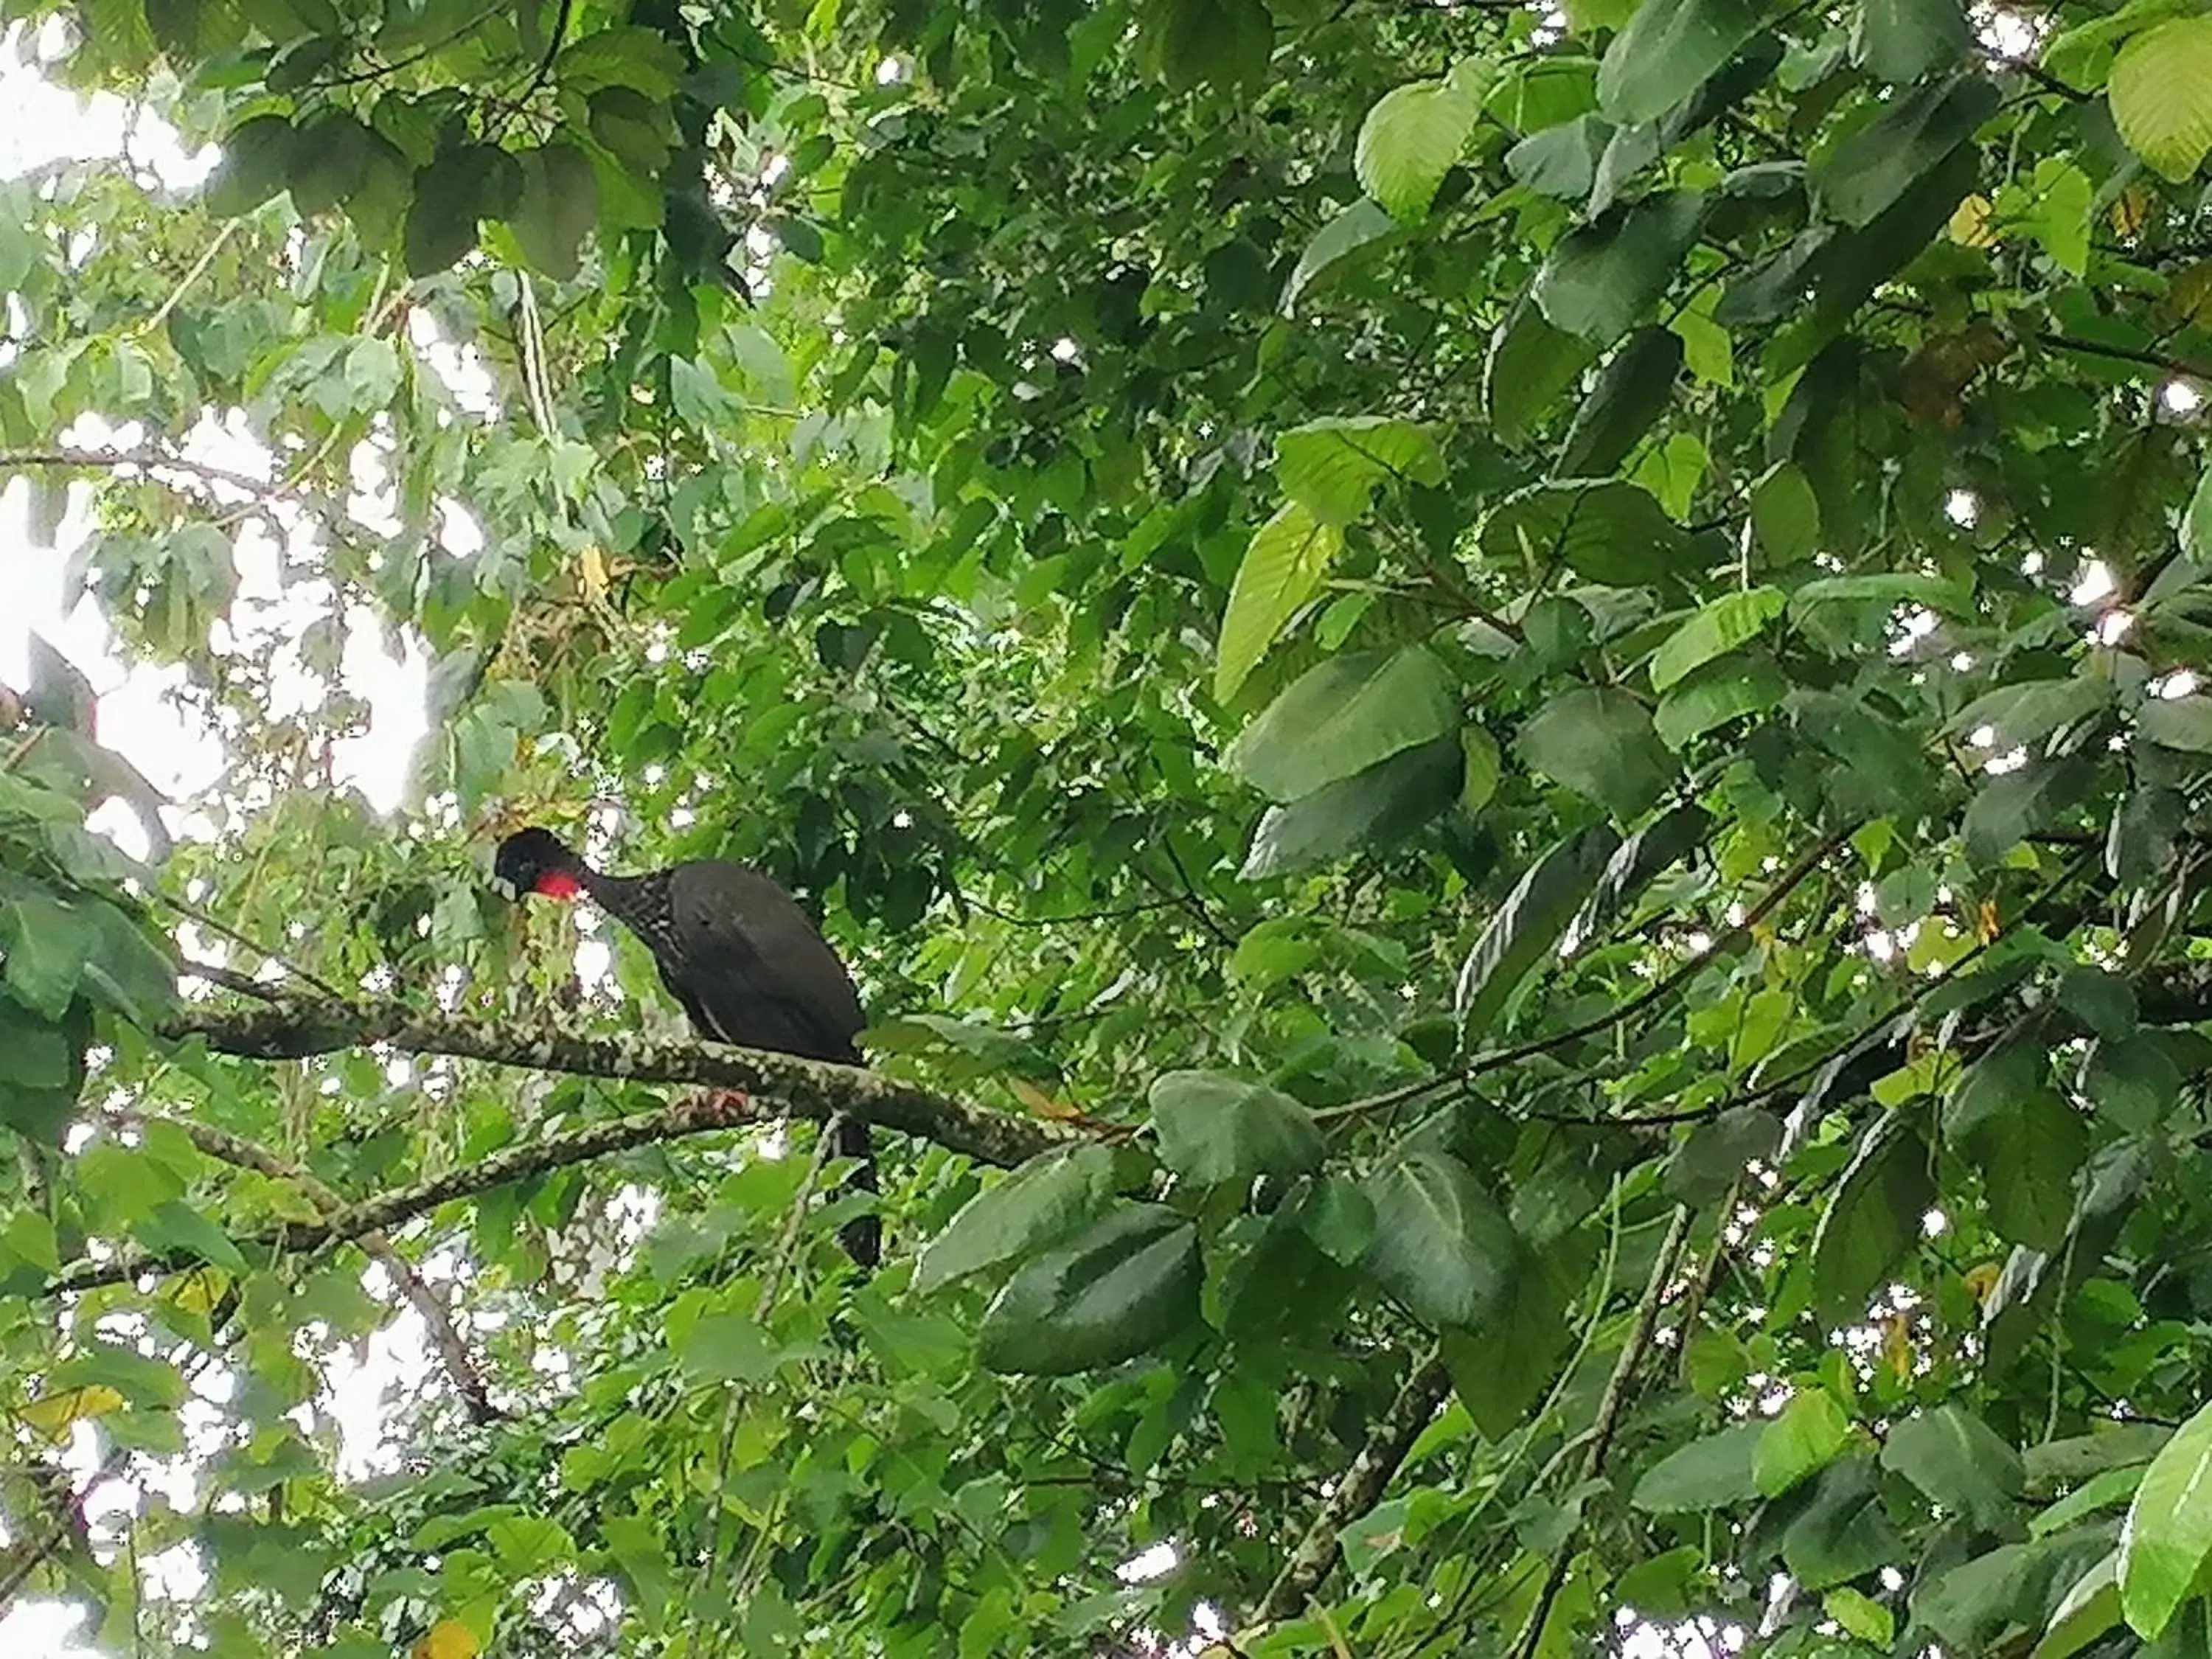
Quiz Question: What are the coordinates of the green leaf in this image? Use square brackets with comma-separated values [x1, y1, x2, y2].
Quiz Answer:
[405, 152, 486, 277]
[2184, 463, 2212, 564]
[1648, 587, 1785, 693]
[977, 1203, 1202, 1374]
[1532, 191, 1705, 344]
[2138, 695, 2212, 753]
[1565, 802, 1711, 951]
[1357, 1150, 1517, 1328]
[1964, 757, 2094, 867]
[1596, 0, 1764, 126]
[1756, 1389, 1852, 1497]
[1655, 654, 1787, 748]
[1461, 725, 1502, 813]
[2037, 1551, 2122, 1659]
[1516, 686, 1677, 820]
[1750, 463, 1820, 567]
[1223, 647, 1459, 802]
[1812, 74, 2000, 229]
[1810, 1114, 1933, 1321]
[1964, 1088, 2087, 1251]
[133, 1200, 249, 1275]
[2083, 1040, 2180, 1133]
[1556, 326, 1684, 479]
[204, 115, 296, 218]
[678, 1312, 779, 1383]
[1630, 1421, 1766, 1512]
[554, 25, 687, 96]
[2110, 18, 2212, 183]
[1441, 1247, 1584, 1440]
[1214, 501, 1343, 701]
[1241, 734, 1461, 878]
[1147, 1071, 1323, 1186]
[1881, 1406, 2025, 1531]
[1354, 59, 1490, 221]
[1281, 198, 1397, 316]
[1950, 676, 2112, 754]
[1456, 824, 1620, 1039]
[509, 145, 599, 280]
[2121, 1397, 2212, 1639]
[1664, 1106, 1781, 1203]
[1856, 0, 1968, 81]
[1135, 0, 1273, 91]
[1784, 1458, 1905, 1590]
[1486, 297, 1602, 448]
[1481, 479, 1697, 587]
[3, 891, 90, 1019]
[1276, 416, 1444, 527]
[913, 1144, 1116, 1295]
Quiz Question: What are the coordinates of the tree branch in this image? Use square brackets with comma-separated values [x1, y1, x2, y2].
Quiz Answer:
[161, 998, 1066, 1170]
[1253, 1348, 1453, 1626]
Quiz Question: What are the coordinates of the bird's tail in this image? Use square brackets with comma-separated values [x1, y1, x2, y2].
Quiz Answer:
[832, 1115, 881, 1269]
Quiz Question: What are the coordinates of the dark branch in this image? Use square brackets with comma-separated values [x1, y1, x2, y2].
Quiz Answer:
[162, 998, 1068, 1167]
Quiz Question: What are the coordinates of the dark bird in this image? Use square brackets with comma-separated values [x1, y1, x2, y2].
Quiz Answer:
[493, 826, 880, 1267]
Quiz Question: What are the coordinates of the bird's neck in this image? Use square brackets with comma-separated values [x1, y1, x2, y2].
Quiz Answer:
[535, 870, 587, 900]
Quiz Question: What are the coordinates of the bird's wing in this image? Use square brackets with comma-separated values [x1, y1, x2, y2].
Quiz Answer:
[666, 862, 867, 1062]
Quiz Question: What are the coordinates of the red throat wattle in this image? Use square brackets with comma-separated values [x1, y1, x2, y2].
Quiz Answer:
[537, 872, 584, 901]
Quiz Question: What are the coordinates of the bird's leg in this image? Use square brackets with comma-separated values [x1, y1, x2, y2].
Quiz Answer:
[706, 1087, 751, 1113]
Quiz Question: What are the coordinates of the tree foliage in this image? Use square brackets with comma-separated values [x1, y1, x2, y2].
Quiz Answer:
[7, 0, 2212, 1653]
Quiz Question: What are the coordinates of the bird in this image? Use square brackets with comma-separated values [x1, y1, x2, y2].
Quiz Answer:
[493, 825, 880, 1267]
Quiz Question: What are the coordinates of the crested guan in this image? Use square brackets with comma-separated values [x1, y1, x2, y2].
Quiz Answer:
[493, 826, 880, 1267]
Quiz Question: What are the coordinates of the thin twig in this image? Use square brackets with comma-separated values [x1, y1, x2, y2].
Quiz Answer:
[1322, 824, 1856, 1125]
[1510, 1206, 1693, 1659]
[154, 891, 351, 1002]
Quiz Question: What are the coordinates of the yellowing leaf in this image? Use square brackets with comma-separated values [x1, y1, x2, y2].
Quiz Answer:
[1947, 192, 1995, 247]
[2110, 17, 2212, 182]
[20, 1385, 127, 1439]
[160, 1266, 232, 1315]
[412, 1619, 481, 1659]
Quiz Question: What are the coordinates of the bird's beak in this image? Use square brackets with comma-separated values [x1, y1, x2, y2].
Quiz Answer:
[493, 875, 520, 902]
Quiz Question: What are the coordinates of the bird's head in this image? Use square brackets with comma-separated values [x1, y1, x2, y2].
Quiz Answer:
[493, 827, 588, 902]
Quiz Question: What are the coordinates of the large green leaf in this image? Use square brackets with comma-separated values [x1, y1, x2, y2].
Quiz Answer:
[2121, 1397, 2212, 1638]
[1812, 74, 2000, 229]
[2109, 18, 2212, 183]
[913, 1145, 1116, 1294]
[1881, 1406, 2025, 1531]
[1531, 191, 1705, 344]
[1240, 735, 1461, 877]
[1480, 479, 1698, 586]
[977, 1203, 1202, 1374]
[1856, 0, 1968, 82]
[1755, 1389, 1851, 1498]
[1281, 198, 1397, 315]
[1456, 824, 1620, 1039]
[1486, 297, 1603, 447]
[1647, 586, 1785, 692]
[1274, 416, 1445, 527]
[1222, 647, 1459, 802]
[1357, 1150, 1517, 1329]
[1214, 501, 1343, 702]
[1147, 1070, 1323, 1185]
[1516, 685, 1677, 820]
[1630, 1421, 1766, 1512]
[1810, 1114, 1933, 1321]
[1595, 0, 1765, 126]
[1555, 325, 1684, 479]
